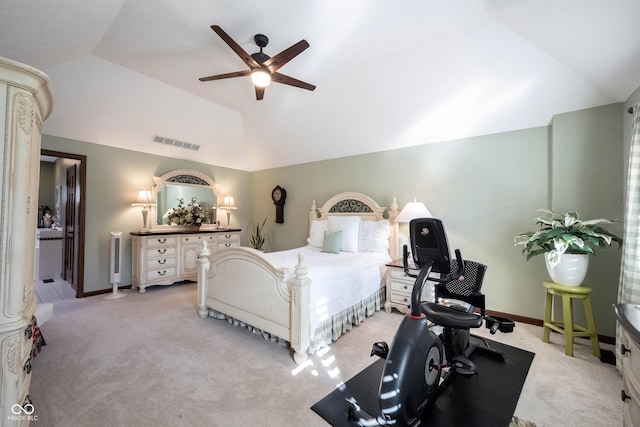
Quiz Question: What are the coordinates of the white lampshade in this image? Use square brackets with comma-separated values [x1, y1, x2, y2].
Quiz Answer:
[395, 199, 432, 223]
[220, 196, 237, 210]
[251, 69, 271, 87]
[131, 189, 153, 206]
[220, 195, 237, 228]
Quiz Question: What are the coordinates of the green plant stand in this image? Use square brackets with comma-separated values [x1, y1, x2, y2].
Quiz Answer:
[542, 281, 600, 358]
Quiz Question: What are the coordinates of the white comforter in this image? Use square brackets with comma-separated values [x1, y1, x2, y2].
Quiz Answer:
[263, 246, 391, 333]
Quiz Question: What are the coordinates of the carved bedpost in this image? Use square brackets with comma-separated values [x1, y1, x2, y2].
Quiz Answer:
[197, 241, 211, 318]
[309, 200, 318, 223]
[389, 196, 401, 259]
[290, 252, 311, 365]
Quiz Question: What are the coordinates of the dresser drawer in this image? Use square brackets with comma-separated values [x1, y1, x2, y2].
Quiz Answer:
[146, 236, 178, 248]
[622, 330, 640, 383]
[390, 280, 413, 294]
[390, 268, 415, 280]
[146, 247, 177, 258]
[217, 241, 239, 251]
[390, 292, 412, 306]
[181, 234, 216, 245]
[623, 374, 640, 427]
[145, 257, 177, 270]
[219, 232, 239, 243]
[146, 267, 177, 281]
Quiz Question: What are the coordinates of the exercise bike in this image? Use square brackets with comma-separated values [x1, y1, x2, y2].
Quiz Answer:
[347, 218, 514, 426]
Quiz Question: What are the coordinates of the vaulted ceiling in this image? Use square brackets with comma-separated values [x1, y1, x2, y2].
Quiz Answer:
[2, 1, 639, 171]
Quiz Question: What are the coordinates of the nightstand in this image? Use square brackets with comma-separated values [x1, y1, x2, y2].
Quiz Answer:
[385, 260, 434, 314]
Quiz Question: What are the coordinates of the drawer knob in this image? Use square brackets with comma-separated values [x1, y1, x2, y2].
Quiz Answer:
[157, 270, 167, 276]
[157, 259, 166, 265]
[158, 238, 167, 244]
[157, 249, 167, 255]
[184, 238, 189, 241]
[403, 285, 409, 290]
[621, 344, 631, 356]
[621, 389, 631, 402]
[225, 234, 232, 239]
[225, 243, 231, 247]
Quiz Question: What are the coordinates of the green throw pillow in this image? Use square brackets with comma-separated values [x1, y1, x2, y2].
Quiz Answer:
[322, 230, 342, 254]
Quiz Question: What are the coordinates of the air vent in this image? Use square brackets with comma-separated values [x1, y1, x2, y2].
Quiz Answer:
[152, 135, 200, 151]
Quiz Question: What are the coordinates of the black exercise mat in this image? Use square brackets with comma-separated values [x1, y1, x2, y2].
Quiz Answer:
[311, 338, 534, 427]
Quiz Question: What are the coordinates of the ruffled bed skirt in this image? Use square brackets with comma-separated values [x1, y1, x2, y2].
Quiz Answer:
[207, 287, 386, 354]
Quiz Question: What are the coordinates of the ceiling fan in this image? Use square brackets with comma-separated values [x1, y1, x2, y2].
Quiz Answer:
[199, 25, 316, 101]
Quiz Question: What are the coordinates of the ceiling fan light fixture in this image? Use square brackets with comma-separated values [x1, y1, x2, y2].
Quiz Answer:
[251, 68, 271, 87]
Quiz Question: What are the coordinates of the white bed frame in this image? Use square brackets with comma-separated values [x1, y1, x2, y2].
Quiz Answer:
[197, 192, 399, 364]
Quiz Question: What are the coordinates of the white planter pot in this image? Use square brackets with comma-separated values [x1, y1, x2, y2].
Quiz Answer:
[545, 253, 589, 286]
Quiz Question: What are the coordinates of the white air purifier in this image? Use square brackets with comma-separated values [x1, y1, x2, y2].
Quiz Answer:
[104, 231, 127, 299]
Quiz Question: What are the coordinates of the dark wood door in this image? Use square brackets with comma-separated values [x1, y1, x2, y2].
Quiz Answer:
[64, 164, 76, 284]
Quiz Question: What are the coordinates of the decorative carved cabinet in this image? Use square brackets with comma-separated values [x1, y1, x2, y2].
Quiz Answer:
[0, 57, 54, 425]
[615, 304, 640, 427]
[131, 229, 240, 292]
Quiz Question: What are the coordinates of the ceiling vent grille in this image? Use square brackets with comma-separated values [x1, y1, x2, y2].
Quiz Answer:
[152, 135, 200, 151]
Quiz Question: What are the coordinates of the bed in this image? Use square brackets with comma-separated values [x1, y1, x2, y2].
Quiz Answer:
[196, 192, 399, 364]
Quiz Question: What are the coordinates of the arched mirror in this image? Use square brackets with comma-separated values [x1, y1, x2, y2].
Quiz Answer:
[151, 169, 219, 229]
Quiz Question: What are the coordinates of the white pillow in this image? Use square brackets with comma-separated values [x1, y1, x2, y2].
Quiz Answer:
[307, 220, 329, 248]
[359, 220, 391, 253]
[328, 216, 361, 252]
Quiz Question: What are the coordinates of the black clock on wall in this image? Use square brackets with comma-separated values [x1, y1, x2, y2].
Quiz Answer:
[271, 185, 287, 223]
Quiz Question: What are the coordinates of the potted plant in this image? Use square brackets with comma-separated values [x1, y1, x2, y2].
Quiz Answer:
[249, 218, 267, 251]
[514, 209, 622, 286]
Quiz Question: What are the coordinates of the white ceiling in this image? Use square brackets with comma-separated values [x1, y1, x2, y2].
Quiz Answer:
[2, 0, 639, 171]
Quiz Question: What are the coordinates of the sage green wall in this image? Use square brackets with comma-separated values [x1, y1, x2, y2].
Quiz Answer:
[252, 103, 626, 337]
[41, 135, 252, 294]
[549, 104, 624, 336]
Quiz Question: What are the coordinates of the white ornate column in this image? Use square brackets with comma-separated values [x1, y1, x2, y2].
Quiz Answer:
[0, 56, 53, 426]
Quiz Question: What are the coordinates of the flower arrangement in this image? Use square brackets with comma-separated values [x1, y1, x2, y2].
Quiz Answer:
[166, 197, 209, 226]
[514, 209, 622, 266]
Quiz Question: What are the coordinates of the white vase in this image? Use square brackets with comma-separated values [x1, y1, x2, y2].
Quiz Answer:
[545, 253, 589, 286]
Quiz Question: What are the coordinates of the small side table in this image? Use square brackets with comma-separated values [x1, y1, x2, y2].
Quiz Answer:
[385, 260, 427, 314]
[542, 281, 600, 357]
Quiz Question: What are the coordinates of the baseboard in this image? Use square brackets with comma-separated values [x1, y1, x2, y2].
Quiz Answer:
[485, 309, 615, 345]
[82, 284, 133, 298]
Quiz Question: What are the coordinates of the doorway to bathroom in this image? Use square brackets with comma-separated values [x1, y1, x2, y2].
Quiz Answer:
[39, 149, 86, 298]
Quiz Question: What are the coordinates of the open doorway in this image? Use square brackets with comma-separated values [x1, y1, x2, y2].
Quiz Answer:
[40, 149, 86, 298]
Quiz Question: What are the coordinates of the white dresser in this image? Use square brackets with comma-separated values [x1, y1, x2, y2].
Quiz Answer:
[615, 304, 640, 427]
[0, 57, 54, 426]
[131, 229, 240, 292]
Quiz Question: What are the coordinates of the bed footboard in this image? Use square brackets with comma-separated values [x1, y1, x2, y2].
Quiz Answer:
[197, 243, 311, 364]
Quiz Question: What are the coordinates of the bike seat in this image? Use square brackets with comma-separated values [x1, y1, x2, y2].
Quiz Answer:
[421, 301, 483, 329]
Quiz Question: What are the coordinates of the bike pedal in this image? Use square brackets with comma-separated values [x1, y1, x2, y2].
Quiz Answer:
[450, 356, 477, 377]
[370, 341, 389, 359]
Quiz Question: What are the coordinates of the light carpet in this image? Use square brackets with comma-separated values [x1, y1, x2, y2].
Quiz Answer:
[30, 282, 622, 426]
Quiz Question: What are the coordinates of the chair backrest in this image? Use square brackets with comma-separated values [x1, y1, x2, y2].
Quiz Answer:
[435, 260, 487, 314]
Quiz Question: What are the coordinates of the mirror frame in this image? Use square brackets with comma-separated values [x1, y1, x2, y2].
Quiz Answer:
[151, 169, 220, 230]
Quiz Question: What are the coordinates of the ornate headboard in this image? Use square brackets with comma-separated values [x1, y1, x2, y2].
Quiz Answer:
[309, 192, 400, 258]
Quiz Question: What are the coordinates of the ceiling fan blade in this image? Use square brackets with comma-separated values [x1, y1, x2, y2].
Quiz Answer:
[199, 70, 250, 82]
[271, 72, 316, 91]
[255, 86, 265, 101]
[262, 40, 310, 73]
[211, 25, 260, 69]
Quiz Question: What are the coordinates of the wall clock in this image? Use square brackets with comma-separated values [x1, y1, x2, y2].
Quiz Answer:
[271, 185, 287, 223]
